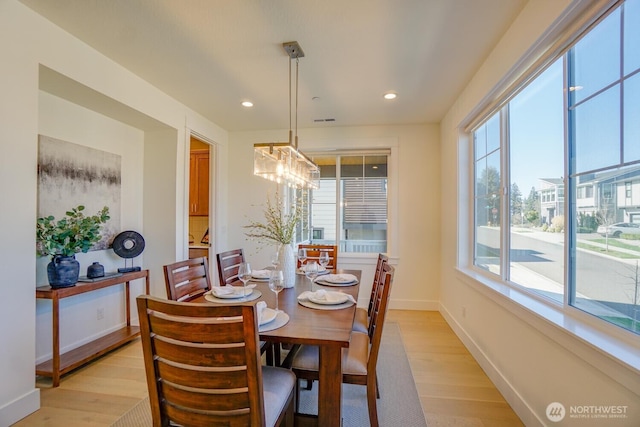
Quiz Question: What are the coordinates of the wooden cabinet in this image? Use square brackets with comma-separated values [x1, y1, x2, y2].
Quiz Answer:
[35, 270, 149, 386]
[189, 150, 209, 216]
[189, 247, 209, 259]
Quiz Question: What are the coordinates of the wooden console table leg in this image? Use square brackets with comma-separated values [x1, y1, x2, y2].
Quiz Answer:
[52, 295, 60, 387]
[125, 281, 131, 327]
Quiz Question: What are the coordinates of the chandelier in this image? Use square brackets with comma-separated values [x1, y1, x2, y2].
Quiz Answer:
[253, 41, 320, 190]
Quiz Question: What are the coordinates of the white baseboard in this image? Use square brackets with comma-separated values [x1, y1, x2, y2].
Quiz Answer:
[0, 388, 39, 427]
[438, 303, 544, 427]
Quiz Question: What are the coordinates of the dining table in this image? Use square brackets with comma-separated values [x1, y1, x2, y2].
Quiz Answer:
[193, 268, 361, 427]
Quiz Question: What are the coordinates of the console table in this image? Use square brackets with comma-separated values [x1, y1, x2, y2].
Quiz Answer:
[35, 269, 149, 386]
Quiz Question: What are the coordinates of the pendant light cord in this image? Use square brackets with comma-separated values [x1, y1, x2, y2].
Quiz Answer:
[295, 57, 299, 149]
[288, 57, 292, 146]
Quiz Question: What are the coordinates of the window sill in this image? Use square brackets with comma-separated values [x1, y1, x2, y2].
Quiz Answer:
[456, 267, 640, 395]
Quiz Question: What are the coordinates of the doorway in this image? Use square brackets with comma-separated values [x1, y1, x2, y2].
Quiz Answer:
[188, 136, 211, 259]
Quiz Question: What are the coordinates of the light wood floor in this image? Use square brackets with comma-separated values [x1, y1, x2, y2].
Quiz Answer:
[14, 310, 523, 426]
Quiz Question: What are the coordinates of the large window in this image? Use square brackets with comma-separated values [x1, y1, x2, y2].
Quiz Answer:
[472, 1, 640, 334]
[302, 152, 388, 253]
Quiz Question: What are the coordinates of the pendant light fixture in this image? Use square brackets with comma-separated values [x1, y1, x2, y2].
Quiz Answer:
[253, 41, 320, 189]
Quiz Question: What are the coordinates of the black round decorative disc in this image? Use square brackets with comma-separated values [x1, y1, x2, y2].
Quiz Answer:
[112, 231, 145, 259]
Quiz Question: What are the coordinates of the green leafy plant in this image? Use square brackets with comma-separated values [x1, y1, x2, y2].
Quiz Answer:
[243, 192, 302, 248]
[36, 205, 110, 257]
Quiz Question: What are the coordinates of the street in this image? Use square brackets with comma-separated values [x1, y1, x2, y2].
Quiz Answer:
[477, 227, 640, 309]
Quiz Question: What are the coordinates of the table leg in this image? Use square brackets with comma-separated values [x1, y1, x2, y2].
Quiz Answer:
[125, 281, 131, 326]
[318, 344, 342, 427]
[52, 296, 60, 387]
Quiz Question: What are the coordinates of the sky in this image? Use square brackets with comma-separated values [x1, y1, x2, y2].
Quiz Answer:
[509, 59, 564, 194]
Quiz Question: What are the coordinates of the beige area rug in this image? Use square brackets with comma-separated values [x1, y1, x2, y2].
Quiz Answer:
[112, 322, 427, 427]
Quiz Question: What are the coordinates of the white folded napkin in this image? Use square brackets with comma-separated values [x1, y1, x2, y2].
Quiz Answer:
[297, 289, 356, 304]
[256, 300, 267, 323]
[251, 269, 270, 279]
[321, 273, 357, 283]
[210, 284, 255, 297]
[299, 265, 328, 273]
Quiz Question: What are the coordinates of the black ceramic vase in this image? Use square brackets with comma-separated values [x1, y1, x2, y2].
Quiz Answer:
[87, 262, 105, 279]
[47, 255, 80, 288]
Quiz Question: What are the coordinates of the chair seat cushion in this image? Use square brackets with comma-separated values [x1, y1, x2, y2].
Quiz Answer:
[262, 366, 295, 426]
[352, 307, 368, 333]
[292, 331, 369, 376]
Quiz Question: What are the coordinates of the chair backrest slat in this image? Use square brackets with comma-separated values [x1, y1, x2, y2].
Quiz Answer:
[216, 249, 245, 286]
[163, 257, 212, 302]
[137, 295, 266, 427]
[367, 263, 395, 372]
[297, 244, 338, 270]
[367, 253, 389, 317]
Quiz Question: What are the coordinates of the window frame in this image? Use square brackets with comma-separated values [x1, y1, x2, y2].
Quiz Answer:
[304, 150, 390, 254]
[459, 0, 640, 387]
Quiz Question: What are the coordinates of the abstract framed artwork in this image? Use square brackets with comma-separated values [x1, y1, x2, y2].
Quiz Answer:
[37, 135, 121, 251]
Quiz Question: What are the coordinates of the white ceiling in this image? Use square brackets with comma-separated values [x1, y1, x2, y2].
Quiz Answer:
[21, 0, 527, 131]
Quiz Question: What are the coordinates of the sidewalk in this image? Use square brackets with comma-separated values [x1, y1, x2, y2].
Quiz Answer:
[512, 227, 640, 260]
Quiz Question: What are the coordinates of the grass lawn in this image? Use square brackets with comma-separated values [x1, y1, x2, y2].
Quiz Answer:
[602, 315, 640, 333]
[577, 242, 640, 259]
[590, 238, 640, 252]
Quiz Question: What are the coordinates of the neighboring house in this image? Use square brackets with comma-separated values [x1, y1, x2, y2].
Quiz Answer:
[538, 178, 564, 225]
[538, 165, 640, 225]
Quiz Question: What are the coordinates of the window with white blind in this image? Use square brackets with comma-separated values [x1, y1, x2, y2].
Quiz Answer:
[300, 152, 389, 253]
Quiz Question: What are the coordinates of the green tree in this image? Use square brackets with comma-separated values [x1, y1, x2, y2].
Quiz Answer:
[511, 182, 523, 224]
[523, 186, 540, 226]
[477, 166, 500, 226]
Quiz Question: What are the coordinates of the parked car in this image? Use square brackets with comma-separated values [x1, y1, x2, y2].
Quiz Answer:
[597, 222, 640, 238]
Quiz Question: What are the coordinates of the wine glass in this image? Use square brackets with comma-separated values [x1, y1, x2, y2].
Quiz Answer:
[297, 248, 307, 271]
[268, 269, 285, 312]
[319, 251, 330, 271]
[305, 261, 319, 291]
[270, 250, 281, 270]
[238, 262, 252, 300]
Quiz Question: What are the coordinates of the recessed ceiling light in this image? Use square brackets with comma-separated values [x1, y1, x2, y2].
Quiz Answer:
[241, 101, 254, 107]
[383, 92, 397, 100]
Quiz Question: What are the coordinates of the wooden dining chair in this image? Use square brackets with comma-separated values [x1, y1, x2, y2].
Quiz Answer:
[291, 263, 395, 427]
[352, 253, 388, 334]
[163, 257, 212, 302]
[164, 255, 275, 365]
[216, 248, 245, 286]
[296, 244, 338, 270]
[137, 295, 295, 427]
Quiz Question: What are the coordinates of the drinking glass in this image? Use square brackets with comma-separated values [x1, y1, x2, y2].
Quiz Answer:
[305, 261, 319, 291]
[268, 269, 285, 312]
[270, 250, 281, 270]
[319, 251, 330, 271]
[238, 262, 252, 300]
[297, 248, 307, 271]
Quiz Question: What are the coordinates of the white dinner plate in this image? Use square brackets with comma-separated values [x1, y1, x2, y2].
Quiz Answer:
[308, 292, 349, 305]
[259, 311, 290, 332]
[204, 290, 262, 303]
[320, 274, 358, 284]
[259, 308, 277, 325]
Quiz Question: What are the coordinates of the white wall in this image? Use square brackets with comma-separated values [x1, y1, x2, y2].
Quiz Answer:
[227, 124, 441, 311]
[440, 0, 640, 425]
[0, 2, 228, 425]
[34, 91, 148, 363]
